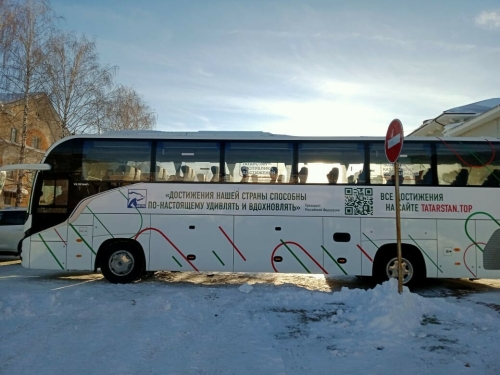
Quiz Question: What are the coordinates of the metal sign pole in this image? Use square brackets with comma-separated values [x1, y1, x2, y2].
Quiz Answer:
[394, 161, 403, 293]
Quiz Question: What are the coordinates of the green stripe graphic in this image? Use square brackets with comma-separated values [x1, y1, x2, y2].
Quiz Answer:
[38, 234, 64, 270]
[465, 212, 500, 253]
[362, 233, 379, 249]
[172, 256, 183, 267]
[69, 224, 96, 255]
[86, 206, 114, 238]
[321, 246, 348, 275]
[212, 251, 225, 266]
[280, 239, 310, 273]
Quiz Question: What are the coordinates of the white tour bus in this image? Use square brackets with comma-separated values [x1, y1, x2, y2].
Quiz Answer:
[2, 131, 500, 286]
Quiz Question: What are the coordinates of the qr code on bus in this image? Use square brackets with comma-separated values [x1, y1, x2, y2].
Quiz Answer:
[345, 188, 373, 216]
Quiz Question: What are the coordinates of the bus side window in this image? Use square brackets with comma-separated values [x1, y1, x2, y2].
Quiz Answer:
[38, 179, 69, 206]
[298, 167, 308, 184]
[482, 169, 500, 187]
[54, 180, 69, 206]
[39, 179, 55, 205]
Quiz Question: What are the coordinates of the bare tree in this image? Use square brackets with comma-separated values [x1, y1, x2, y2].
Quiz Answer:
[43, 31, 117, 135]
[0, 0, 56, 206]
[102, 85, 156, 133]
[0, 0, 16, 62]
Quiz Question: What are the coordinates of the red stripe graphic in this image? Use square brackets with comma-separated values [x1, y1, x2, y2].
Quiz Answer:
[271, 241, 328, 274]
[463, 242, 486, 278]
[356, 244, 373, 263]
[54, 228, 67, 246]
[218, 226, 246, 261]
[438, 137, 495, 168]
[134, 227, 199, 272]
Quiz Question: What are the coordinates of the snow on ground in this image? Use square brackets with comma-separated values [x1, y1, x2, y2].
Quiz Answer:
[1, 260, 500, 375]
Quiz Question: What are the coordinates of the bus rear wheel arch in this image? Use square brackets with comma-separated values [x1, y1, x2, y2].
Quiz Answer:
[372, 244, 426, 288]
[97, 240, 145, 284]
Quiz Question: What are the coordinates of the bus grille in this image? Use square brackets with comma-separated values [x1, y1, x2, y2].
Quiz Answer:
[484, 229, 500, 270]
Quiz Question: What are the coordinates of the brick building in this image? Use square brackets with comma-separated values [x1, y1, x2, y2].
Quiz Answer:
[0, 93, 64, 207]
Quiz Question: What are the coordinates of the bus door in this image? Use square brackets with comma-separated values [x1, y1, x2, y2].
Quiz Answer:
[27, 174, 72, 269]
[32, 174, 72, 234]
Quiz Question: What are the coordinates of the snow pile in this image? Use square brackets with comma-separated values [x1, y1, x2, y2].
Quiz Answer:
[329, 279, 440, 335]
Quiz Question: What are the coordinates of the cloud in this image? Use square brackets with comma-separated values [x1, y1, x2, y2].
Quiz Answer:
[475, 10, 500, 30]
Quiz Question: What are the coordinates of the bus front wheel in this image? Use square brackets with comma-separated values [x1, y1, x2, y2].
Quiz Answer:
[100, 241, 144, 284]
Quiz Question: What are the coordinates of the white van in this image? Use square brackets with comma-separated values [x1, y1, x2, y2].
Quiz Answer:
[0, 207, 27, 255]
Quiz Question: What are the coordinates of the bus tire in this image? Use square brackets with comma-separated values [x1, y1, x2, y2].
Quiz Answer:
[373, 247, 424, 288]
[100, 241, 144, 284]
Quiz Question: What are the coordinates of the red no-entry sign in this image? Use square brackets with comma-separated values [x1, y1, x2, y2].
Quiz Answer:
[385, 119, 404, 163]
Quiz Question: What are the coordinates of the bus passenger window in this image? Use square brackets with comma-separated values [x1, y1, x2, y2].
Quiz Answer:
[269, 167, 278, 183]
[156, 141, 220, 183]
[327, 168, 339, 184]
[39, 179, 69, 206]
[369, 142, 431, 185]
[436, 141, 500, 186]
[210, 166, 220, 182]
[482, 170, 500, 187]
[298, 142, 364, 184]
[39, 179, 55, 205]
[240, 166, 250, 183]
[54, 180, 69, 205]
[225, 142, 293, 184]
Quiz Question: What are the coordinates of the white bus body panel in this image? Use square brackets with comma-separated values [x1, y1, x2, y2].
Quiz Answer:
[322, 217, 361, 276]
[234, 216, 324, 273]
[31, 225, 68, 242]
[92, 213, 143, 238]
[22, 182, 500, 281]
[29, 225, 68, 270]
[30, 238, 66, 270]
[65, 214, 93, 270]
[149, 215, 233, 272]
[437, 220, 476, 278]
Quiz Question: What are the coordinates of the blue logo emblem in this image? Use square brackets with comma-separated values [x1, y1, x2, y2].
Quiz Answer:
[128, 189, 147, 208]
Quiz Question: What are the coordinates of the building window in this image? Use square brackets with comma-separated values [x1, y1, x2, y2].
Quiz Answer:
[4, 194, 12, 206]
[32, 136, 41, 150]
[10, 128, 17, 143]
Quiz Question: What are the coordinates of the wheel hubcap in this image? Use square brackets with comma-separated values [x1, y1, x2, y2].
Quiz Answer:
[109, 250, 135, 277]
[386, 257, 413, 284]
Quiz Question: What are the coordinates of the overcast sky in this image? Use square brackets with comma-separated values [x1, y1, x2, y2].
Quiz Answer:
[51, 0, 500, 136]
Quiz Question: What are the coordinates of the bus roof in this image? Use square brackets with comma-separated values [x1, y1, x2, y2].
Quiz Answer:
[50, 130, 500, 143]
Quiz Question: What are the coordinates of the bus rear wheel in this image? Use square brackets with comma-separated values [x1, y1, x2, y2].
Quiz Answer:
[374, 250, 423, 288]
[100, 241, 144, 284]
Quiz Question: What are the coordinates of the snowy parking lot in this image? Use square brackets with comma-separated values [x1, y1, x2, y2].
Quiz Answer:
[1, 256, 500, 375]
